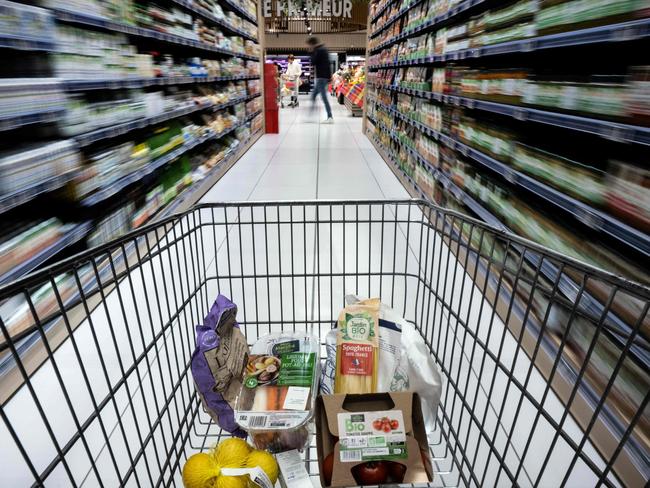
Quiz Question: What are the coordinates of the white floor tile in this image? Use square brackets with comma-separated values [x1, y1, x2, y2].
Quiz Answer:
[269, 147, 318, 165]
[317, 148, 365, 165]
[249, 184, 317, 200]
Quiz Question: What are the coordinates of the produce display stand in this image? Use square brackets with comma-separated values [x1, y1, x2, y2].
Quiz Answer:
[343, 82, 365, 117]
[0, 200, 647, 487]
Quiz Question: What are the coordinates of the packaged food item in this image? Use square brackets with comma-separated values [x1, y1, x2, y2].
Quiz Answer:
[191, 295, 250, 438]
[334, 298, 381, 394]
[315, 392, 432, 487]
[235, 333, 319, 452]
[322, 296, 442, 432]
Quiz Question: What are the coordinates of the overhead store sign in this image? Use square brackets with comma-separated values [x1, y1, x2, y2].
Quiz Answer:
[262, 0, 353, 18]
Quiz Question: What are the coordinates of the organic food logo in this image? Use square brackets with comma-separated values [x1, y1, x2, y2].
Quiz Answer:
[345, 418, 365, 432]
[343, 313, 374, 341]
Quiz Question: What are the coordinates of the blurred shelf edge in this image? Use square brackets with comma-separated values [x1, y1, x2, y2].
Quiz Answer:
[63, 74, 260, 91]
[0, 171, 77, 215]
[0, 34, 55, 52]
[369, 99, 650, 257]
[0, 75, 260, 94]
[369, 0, 485, 40]
[75, 92, 260, 147]
[81, 108, 262, 207]
[368, 82, 650, 146]
[369, 18, 650, 56]
[52, 9, 259, 61]
[170, 0, 258, 41]
[0, 221, 92, 286]
[0, 107, 65, 132]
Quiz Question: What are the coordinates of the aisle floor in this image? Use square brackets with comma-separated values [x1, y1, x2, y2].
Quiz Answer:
[200, 95, 409, 202]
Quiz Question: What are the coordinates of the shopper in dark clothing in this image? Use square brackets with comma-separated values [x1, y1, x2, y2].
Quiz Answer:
[306, 36, 333, 123]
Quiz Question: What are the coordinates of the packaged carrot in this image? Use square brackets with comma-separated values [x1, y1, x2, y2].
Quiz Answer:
[334, 298, 380, 394]
[235, 333, 319, 452]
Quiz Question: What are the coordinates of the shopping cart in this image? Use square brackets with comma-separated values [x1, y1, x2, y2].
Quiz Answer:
[0, 200, 648, 487]
[280, 75, 299, 108]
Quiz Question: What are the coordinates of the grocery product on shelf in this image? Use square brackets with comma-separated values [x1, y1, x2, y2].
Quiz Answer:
[0, 0, 56, 44]
[0, 140, 81, 197]
[0, 79, 66, 118]
[235, 332, 319, 452]
[0, 219, 62, 277]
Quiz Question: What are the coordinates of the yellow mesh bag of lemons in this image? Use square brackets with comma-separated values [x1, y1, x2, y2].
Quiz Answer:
[182, 438, 279, 488]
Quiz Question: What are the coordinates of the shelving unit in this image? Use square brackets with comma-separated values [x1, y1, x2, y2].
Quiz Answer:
[366, 1, 650, 276]
[53, 9, 260, 60]
[63, 74, 260, 91]
[365, 1, 649, 486]
[0, 0, 264, 284]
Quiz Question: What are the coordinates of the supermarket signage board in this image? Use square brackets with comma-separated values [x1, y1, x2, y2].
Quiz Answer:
[262, 0, 353, 18]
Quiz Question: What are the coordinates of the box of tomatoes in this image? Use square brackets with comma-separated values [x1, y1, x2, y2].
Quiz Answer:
[315, 392, 433, 487]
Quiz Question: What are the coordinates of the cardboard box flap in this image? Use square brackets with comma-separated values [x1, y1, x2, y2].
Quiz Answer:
[321, 392, 414, 436]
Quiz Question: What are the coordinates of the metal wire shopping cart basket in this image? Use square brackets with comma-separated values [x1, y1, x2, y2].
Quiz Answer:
[0, 200, 648, 487]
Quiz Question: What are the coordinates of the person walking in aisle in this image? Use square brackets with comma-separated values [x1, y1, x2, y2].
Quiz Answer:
[306, 36, 333, 124]
[285, 54, 302, 108]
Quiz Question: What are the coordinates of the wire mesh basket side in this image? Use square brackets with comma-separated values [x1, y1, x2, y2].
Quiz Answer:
[0, 200, 647, 487]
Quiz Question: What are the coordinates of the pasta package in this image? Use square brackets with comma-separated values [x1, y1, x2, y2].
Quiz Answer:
[334, 298, 380, 394]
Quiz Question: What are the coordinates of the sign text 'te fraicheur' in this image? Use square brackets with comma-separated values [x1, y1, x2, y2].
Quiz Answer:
[262, 0, 353, 18]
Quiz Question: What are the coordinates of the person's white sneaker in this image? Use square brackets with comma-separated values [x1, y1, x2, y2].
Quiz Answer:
[321, 117, 334, 124]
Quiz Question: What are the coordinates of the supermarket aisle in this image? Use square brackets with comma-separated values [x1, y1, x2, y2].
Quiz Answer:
[200, 95, 409, 202]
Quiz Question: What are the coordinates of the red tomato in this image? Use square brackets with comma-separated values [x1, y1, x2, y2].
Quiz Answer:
[322, 452, 334, 486]
[372, 419, 383, 431]
[352, 461, 389, 485]
[390, 419, 399, 430]
[387, 462, 406, 483]
[382, 424, 391, 433]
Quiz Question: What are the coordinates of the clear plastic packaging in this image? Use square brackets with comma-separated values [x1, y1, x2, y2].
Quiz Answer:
[235, 333, 320, 452]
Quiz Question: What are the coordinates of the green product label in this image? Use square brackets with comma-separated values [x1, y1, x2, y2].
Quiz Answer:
[337, 411, 408, 462]
[341, 312, 376, 341]
[277, 352, 315, 387]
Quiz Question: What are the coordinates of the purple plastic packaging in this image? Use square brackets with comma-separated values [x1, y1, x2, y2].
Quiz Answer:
[191, 295, 249, 437]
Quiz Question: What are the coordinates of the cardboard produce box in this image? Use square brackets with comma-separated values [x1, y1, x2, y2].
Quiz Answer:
[316, 392, 433, 487]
